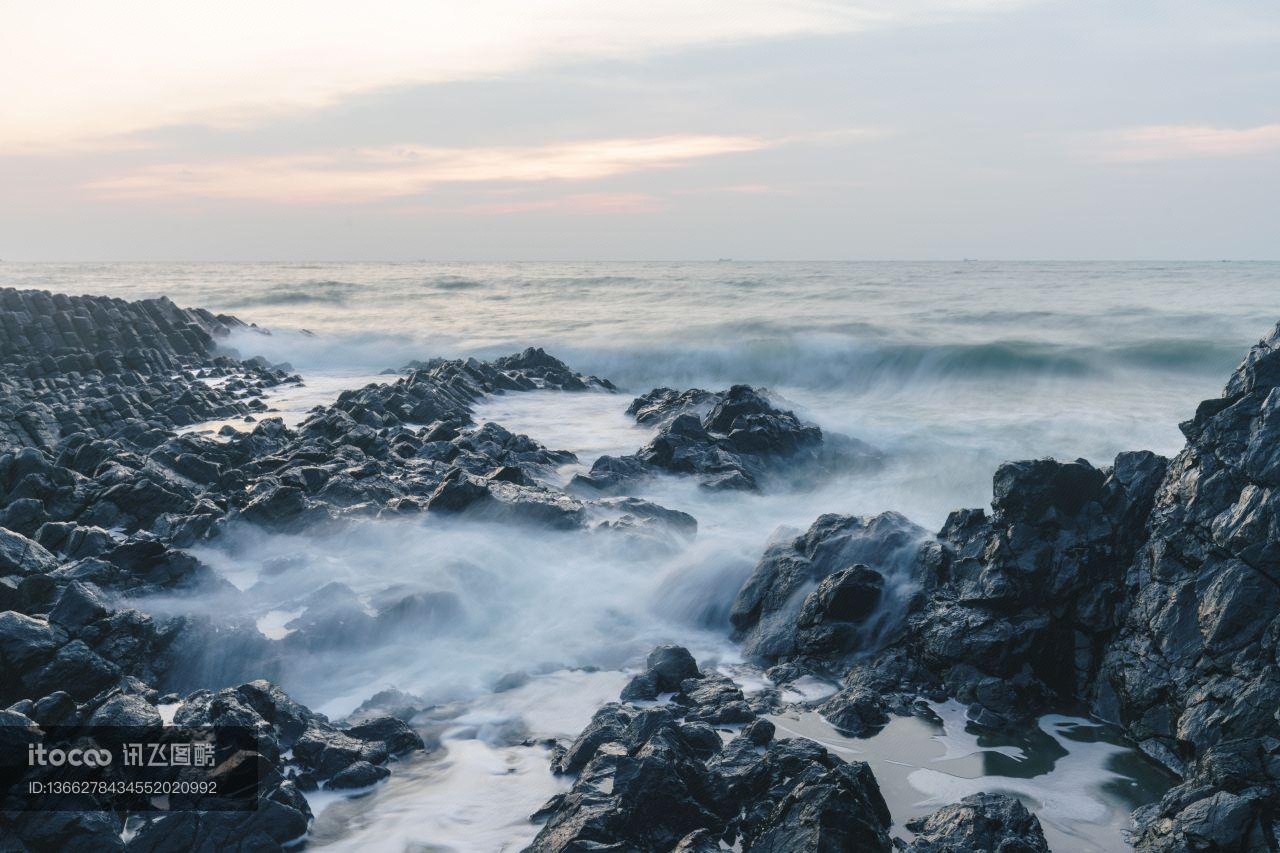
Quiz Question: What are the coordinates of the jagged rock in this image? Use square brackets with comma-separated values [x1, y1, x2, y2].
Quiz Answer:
[28, 639, 120, 701]
[620, 672, 659, 702]
[672, 828, 722, 852]
[0, 811, 126, 853]
[48, 580, 111, 630]
[31, 690, 77, 726]
[343, 715, 425, 756]
[573, 384, 879, 494]
[0, 611, 67, 682]
[328, 760, 390, 789]
[35, 522, 115, 559]
[795, 564, 884, 657]
[1131, 736, 1280, 851]
[87, 693, 163, 729]
[676, 675, 754, 725]
[0, 288, 292, 456]
[587, 496, 699, 551]
[818, 687, 888, 737]
[898, 792, 1049, 852]
[0, 526, 59, 575]
[1098, 323, 1280, 777]
[647, 644, 702, 691]
[730, 512, 929, 664]
[426, 472, 493, 513]
[530, 647, 893, 853]
[293, 726, 390, 780]
[627, 387, 721, 427]
[742, 718, 775, 746]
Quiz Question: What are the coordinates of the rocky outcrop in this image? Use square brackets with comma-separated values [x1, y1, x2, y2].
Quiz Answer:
[1088, 322, 1280, 847]
[0, 290, 644, 852]
[0, 287, 629, 546]
[527, 646, 894, 852]
[897, 793, 1049, 852]
[729, 511, 930, 664]
[573, 384, 880, 493]
[0, 572, 423, 850]
[898, 451, 1169, 727]
[1130, 738, 1280, 852]
[0, 287, 296, 454]
[735, 322, 1280, 849]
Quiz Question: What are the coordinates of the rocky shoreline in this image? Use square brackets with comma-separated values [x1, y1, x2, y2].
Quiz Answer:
[0, 285, 1276, 851]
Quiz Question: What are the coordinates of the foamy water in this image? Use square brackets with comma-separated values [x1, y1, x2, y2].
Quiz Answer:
[6, 260, 1273, 521]
[6, 260, 1271, 849]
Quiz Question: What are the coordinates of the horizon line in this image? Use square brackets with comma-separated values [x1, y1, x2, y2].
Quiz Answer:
[3, 258, 1279, 265]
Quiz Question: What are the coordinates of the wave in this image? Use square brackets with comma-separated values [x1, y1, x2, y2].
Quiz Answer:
[219, 310, 1243, 397]
[431, 276, 485, 291]
[1107, 339, 1246, 371]
[228, 280, 361, 307]
[554, 335, 1240, 395]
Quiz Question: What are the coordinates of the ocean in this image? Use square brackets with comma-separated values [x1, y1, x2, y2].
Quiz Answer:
[3, 260, 1275, 850]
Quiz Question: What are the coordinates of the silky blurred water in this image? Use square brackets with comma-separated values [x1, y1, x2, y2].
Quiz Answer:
[5, 260, 1272, 850]
[4, 260, 1275, 523]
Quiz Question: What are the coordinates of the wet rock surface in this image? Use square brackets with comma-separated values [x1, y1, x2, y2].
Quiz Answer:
[730, 511, 930, 664]
[0, 287, 297, 456]
[897, 793, 1050, 852]
[719, 323, 1280, 849]
[572, 384, 881, 493]
[6, 285, 1280, 851]
[528, 646, 895, 853]
[0, 290, 648, 851]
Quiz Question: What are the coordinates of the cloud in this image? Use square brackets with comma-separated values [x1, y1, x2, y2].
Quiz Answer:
[1094, 123, 1280, 162]
[2, 0, 1028, 154]
[458, 193, 667, 216]
[84, 135, 772, 203]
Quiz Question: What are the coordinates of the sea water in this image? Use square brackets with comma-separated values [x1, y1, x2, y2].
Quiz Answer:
[5, 260, 1272, 849]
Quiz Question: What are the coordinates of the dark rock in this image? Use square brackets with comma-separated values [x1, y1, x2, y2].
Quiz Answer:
[0, 526, 58, 575]
[292, 726, 387, 780]
[327, 759, 390, 789]
[676, 675, 754, 725]
[531, 647, 894, 852]
[486, 465, 530, 485]
[731, 512, 929, 663]
[573, 384, 878, 494]
[343, 715, 425, 756]
[818, 687, 889, 737]
[795, 564, 885, 658]
[620, 672, 659, 701]
[647, 644, 701, 692]
[29, 639, 120, 700]
[900, 793, 1049, 852]
[426, 472, 492, 513]
[0, 611, 67, 677]
[32, 691, 77, 726]
[48, 581, 111, 630]
[87, 693, 162, 729]
[742, 718, 775, 746]
[0, 811, 126, 853]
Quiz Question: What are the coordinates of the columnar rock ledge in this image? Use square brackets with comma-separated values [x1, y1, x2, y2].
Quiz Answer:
[0, 285, 1275, 852]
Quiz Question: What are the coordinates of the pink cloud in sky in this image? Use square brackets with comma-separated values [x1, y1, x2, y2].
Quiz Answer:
[1096, 123, 1280, 162]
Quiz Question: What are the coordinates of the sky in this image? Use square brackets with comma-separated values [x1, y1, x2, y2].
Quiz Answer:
[2, 0, 1277, 261]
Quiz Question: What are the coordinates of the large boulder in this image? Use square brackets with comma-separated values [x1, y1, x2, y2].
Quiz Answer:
[0, 527, 59, 575]
[730, 512, 929, 664]
[529, 646, 894, 852]
[899, 793, 1049, 852]
[573, 384, 879, 494]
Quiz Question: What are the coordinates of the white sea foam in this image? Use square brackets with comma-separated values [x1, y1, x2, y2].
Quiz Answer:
[45, 260, 1241, 849]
